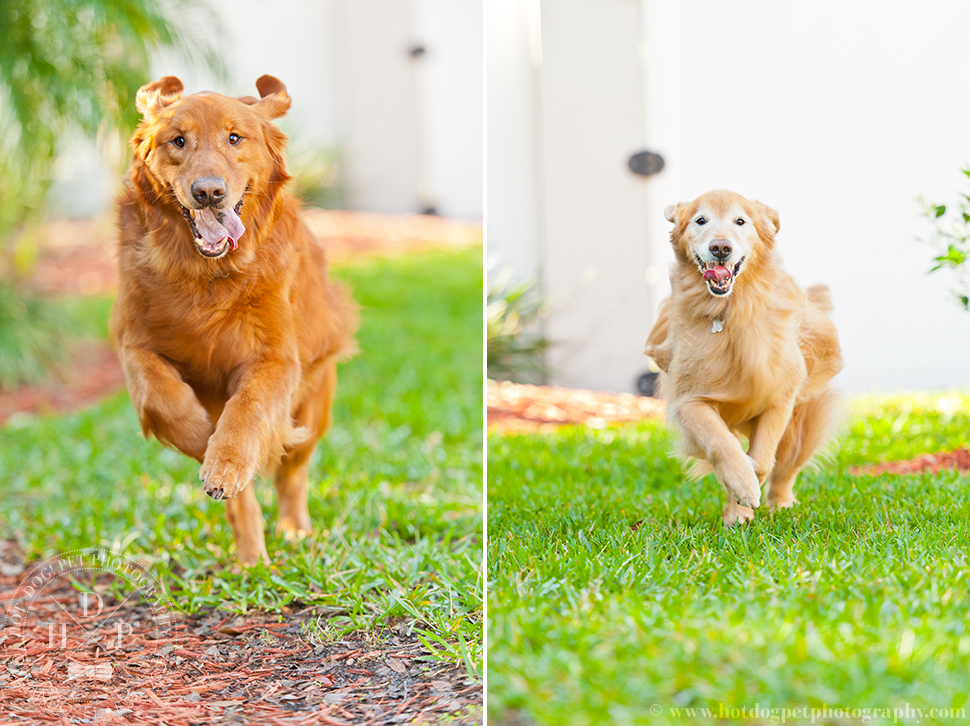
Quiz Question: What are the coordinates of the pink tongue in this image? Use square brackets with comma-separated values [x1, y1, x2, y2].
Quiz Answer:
[703, 265, 732, 283]
[194, 207, 245, 251]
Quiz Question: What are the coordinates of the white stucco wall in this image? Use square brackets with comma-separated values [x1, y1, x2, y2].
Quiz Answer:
[486, 0, 542, 283]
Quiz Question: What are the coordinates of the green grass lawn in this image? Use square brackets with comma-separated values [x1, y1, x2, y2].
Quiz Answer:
[0, 247, 483, 673]
[487, 392, 970, 724]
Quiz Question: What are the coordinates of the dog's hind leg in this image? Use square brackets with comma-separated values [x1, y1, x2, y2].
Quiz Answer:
[746, 395, 797, 483]
[274, 358, 337, 540]
[275, 448, 313, 540]
[225, 480, 269, 566]
[765, 388, 839, 510]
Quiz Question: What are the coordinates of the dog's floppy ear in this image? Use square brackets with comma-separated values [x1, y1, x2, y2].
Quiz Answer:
[664, 203, 683, 223]
[136, 76, 184, 118]
[755, 201, 780, 234]
[254, 75, 291, 119]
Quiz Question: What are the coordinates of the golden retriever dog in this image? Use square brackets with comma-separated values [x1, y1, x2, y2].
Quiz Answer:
[645, 190, 841, 525]
[110, 75, 357, 565]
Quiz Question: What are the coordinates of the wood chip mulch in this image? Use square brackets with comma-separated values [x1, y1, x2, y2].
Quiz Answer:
[0, 552, 482, 725]
[486, 379, 665, 433]
[849, 448, 970, 477]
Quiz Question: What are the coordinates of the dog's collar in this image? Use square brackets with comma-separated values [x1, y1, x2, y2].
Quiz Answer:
[712, 317, 723, 333]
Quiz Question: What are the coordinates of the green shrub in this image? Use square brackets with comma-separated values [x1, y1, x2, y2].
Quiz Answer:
[487, 272, 549, 383]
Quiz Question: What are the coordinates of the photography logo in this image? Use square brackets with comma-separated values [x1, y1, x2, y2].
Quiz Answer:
[1, 548, 179, 717]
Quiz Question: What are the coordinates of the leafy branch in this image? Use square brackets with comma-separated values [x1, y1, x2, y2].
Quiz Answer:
[919, 169, 970, 310]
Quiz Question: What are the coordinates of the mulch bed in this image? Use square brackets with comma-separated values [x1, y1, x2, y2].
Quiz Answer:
[849, 448, 970, 477]
[0, 545, 481, 725]
[486, 379, 665, 433]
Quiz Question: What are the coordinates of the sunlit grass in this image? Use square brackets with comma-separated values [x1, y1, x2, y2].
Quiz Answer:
[487, 392, 970, 724]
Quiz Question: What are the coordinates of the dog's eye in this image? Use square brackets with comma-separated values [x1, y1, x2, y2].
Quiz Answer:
[229, 133, 241, 145]
[172, 136, 185, 148]
[736, 218, 745, 226]
[696, 217, 707, 225]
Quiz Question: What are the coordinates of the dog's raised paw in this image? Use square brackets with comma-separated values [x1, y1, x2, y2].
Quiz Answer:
[199, 454, 254, 500]
[720, 458, 761, 509]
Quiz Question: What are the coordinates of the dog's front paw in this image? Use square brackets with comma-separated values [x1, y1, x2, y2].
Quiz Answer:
[720, 456, 761, 509]
[722, 500, 756, 526]
[199, 447, 257, 500]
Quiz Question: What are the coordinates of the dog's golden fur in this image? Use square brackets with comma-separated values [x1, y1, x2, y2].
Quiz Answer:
[645, 190, 841, 524]
[110, 75, 357, 564]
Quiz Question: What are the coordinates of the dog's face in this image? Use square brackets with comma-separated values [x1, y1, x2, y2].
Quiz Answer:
[131, 75, 291, 259]
[665, 190, 780, 297]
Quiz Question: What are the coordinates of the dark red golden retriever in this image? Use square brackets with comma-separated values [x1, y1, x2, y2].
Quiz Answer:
[110, 75, 357, 565]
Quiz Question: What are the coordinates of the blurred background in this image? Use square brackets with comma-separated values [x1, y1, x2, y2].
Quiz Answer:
[0, 0, 483, 400]
[51, 0, 484, 220]
[487, 0, 970, 394]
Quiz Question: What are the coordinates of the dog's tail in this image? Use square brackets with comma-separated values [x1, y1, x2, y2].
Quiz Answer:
[806, 284, 834, 314]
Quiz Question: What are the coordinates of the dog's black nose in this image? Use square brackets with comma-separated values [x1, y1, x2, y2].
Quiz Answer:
[709, 239, 732, 260]
[191, 176, 227, 207]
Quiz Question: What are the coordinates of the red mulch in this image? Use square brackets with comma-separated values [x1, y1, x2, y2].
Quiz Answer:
[0, 546, 481, 725]
[849, 448, 970, 477]
[486, 379, 665, 433]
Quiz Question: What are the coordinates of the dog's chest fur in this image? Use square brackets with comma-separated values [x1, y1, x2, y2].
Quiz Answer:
[668, 298, 806, 420]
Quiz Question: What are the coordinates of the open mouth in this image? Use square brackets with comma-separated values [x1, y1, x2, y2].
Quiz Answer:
[695, 255, 745, 296]
[178, 191, 247, 259]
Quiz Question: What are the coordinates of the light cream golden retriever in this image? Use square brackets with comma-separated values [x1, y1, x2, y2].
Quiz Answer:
[645, 190, 842, 525]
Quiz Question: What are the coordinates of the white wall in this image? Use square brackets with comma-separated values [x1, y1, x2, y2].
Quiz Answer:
[640, 0, 970, 393]
[331, 0, 484, 216]
[330, 0, 422, 214]
[487, 0, 655, 392]
[413, 0, 485, 218]
[486, 0, 542, 283]
[536, 0, 652, 392]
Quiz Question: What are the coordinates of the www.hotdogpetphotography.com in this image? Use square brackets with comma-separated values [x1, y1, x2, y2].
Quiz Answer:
[654, 702, 966, 723]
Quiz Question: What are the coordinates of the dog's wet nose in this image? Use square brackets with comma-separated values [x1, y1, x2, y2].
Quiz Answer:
[709, 239, 732, 260]
[191, 176, 227, 207]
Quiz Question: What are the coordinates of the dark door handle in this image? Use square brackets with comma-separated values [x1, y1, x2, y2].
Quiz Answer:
[628, 151, 665, 177]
